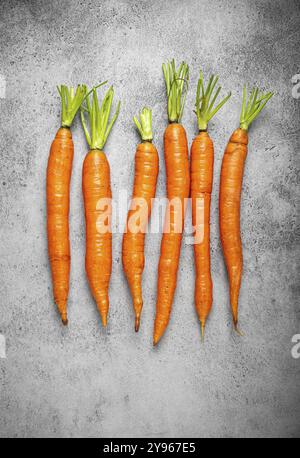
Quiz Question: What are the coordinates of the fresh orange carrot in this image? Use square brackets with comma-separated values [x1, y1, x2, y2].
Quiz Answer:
[153, 60, 190, 345]
[122, 108, 159, 332]
[191, 72, 231, 340]
[81, 85, 120, 326]
[219, 86, 273, 332]
[47, 85, 88, 325]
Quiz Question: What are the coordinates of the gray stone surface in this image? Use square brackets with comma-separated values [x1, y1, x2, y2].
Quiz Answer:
[0, 0, 299, 438]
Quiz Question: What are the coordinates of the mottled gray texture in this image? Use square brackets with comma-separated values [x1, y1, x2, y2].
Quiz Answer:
[0, 0, 299, 438]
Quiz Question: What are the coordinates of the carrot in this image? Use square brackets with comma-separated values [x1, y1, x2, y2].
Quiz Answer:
[153, 59, 190, 345]
[122, 108, 159, 331]
[81, 85, 120, 326]
[219, 86, 273, 332]
[47, 85, 88, 325]
[191, 72, 231, 340]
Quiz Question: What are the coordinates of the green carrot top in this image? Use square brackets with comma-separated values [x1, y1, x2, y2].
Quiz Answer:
[240, 86, 273, 131]
[133, 107, 153, 142]
[162, 59, 189, 123]
[194, 71, 231, 131]
[57, 85, 88, 128]
[81, 84, 121, 151]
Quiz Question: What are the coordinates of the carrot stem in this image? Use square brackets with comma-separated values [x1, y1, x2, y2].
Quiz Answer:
[194, 71, 231, 131]
[133, 107, 153, 142]
[162, 59, 189, 123]
[57, 85, 87, 128]
[239, 85, 273, 130]
[81, 85, 120, 150]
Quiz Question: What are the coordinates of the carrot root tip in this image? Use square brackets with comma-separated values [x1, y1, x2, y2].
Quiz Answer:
[153, 334, 160, 347]
[99, 312, 108, 328]
[135, 316, 140, 333]
[59, 310, 68, 326]
[200, 322, 205, 342]
[233, 321, 244, 337]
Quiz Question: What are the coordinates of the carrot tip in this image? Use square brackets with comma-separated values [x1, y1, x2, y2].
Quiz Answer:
[200, 322, 205, 342]
[233, 321, 244, 337]
[57, 304, 68, 326]
[59, 310, 68, 326]
[153, 335, 160, 346]
[100, 312, 107, 328]
[135, 316, 140, 333]
[101, 315, 108, 327]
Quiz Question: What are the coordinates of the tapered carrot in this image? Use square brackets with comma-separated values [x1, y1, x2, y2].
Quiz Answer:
[81, 85, 120, 326]
[191, 72, 231, 340]
[219, 86, 273, 332]
[47, 85, 88, 325]
[153, 59, 190, 345]
[122, 108, 159, 331]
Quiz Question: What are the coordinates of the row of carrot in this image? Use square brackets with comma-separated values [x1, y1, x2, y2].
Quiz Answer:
[46, 59, 273, 344]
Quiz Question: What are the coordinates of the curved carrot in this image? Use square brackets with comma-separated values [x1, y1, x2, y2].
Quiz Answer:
[191, 72, 231, 340]
[154, 59, 190, 345]
[122, 108, 159, 331]
[220, 86, 273, 332]
[81, 85, 120, 326]
[47, 85, 87, 325]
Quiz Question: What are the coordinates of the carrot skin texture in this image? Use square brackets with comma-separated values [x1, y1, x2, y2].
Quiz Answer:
[83, 150, 112, 326]
[219, 128, 248, 327]
[191, 131, 214, 334]
[47, 127, 73, 324]
[122, 142, 159, 331]
[154, 123, 190, 345]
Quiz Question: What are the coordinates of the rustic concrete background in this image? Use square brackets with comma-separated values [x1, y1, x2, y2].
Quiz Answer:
[0, 0, 299, 438]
